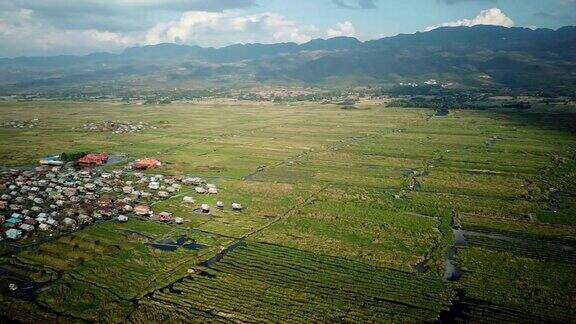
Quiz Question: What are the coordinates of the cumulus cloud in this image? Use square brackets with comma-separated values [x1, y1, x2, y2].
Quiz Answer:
[0, 3, 331, 57]
[146, 11, 317, 46]
[327, 21, 357, 38]
[0, 10, 135, 57]
[0, 0, 376, 57]
[425, 8, 514, 31]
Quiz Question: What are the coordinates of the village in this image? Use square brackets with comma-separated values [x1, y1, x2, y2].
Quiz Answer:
[1, 119, 40, 129]
[0, 153, 243, 243]
[79, 120, 156, 134]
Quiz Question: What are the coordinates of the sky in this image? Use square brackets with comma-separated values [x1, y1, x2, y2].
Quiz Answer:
[0, 0, 575, 57]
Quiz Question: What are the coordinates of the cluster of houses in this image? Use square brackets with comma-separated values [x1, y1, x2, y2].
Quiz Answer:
[182, 181, 243, 213]
[80, 120, 156, 134]
[0, 154, 244, 242]
[1, 119, 40, 129]
[0, 166, 117, 241]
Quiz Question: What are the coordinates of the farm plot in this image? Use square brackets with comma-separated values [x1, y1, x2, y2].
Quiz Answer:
[1, 100, 576, 323]
[454, 247, 576, 322]
[194, 180, 315, 238]
[37, 277, 134, 322]
[254, 188, 442, 270]
[129, 241, 454, 323]
[68, 227, 231, 299]
[16, 219, 232, 301]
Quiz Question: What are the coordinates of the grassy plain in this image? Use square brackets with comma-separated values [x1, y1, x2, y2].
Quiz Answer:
[0, 100, 575, 322]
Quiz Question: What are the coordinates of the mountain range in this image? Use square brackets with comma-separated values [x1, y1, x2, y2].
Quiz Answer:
[1, 25, 575, 94]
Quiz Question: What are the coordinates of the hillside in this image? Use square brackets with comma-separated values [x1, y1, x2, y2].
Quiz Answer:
[1, 25, 575, 93]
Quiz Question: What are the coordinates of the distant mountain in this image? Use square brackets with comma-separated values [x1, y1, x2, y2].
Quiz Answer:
[1, 26, 575, 93]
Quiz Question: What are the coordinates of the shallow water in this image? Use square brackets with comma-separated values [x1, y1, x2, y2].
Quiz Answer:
[412, 262, 428, 273]
[0, 268, 48, 301]
[182, 243, 207, 250]
[202, 240, 246, 267]
[147, 236, 207, 252]
[148, 243, 179, 252]
[106, 154, 128, 165]
[454, 229, 467, 247]
[549, 190, 561, 213]
[443, 247, 462, 282]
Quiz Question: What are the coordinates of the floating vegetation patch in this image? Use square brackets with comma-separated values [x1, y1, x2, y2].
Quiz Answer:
[463, 231, 576, 264]
[130, 242, 453, 323]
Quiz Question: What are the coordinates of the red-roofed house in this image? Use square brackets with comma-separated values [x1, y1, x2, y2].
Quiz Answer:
[79, 153, 109, 166]
[133, 158, 161, 170]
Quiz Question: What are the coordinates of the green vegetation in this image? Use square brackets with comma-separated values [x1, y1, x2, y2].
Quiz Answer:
[0, 100, 575, 322]
[456, 247, 576, 322]
[130, 242, 454, 323]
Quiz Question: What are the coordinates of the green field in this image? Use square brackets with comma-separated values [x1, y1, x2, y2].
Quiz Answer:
[1, 100, 575, 322]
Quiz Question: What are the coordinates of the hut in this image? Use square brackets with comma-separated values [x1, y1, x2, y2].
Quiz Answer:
[63, 217, 77, 228]
[157, 191, 170, 198]
[232, 203, 243, 211]
[117, 215, 129, 223]
[175, 217, 184, 224]
[39, 156, 64, 166]
[78, 153, 109, 166]
[20, 224, 35, 232]
[201, 204, 210, 213]
[158, 212, 174, 223]
[133, 158, 161, 170]
[46, 218, 59, 227]
[5, 229, 23, 240]
[5, 218, 22, 228]
[134, 205, 151, 216]
[148, 182, 160, 190]
[36, 215, 48, 223]
[39, 223, 51, 231]
[114, 201, 129, 211]
[217, 201, 224, 209]
[78, 214, 93, 225]
[183, 196, 195, 204]
[182, 177, 203, 185]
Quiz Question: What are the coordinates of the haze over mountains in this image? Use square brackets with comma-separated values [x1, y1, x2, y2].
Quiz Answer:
[1, 25, 575, 94]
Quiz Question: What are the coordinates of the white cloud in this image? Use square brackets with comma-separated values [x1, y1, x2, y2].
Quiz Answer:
[0, 8, 323, 56]
[145, 10, 317, 46]
[0, 10, 135, 57]
[146, 10, 317, 46]
[425, 8, 514, 31]
[0, 5, 370, 57]
[327, 21, 357, 38]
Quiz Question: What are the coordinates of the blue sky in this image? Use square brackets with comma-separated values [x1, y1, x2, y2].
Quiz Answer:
[0, 0, 574, 57]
